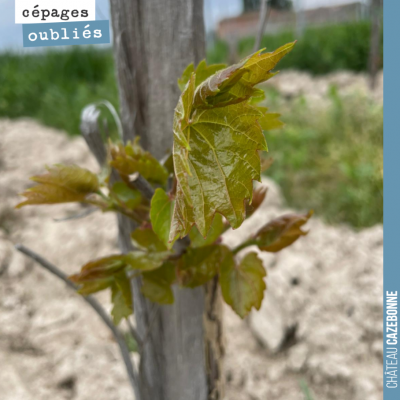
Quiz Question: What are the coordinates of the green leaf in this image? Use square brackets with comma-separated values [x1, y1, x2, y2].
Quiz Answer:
[171, 102, 268, 239]
[125, 250, 170, 272]
[177, 245, 229, 288]
[254, 211, 313, 252]
[162, 152, 175, 175]
[220, 252, 266, 319]
[194, 60, 227, 87]
[131, 227, 168, 252]
[150, 188, 177, 249]
[192, 42, 295, 109]
[110, 139, 168, 184]
[258, 110, 284, 130]
[110, 182, 142, 209]
[178, 63, 194, 91]
[111, 272, 133, 325]
[171, 44, 294, 240]
[16, 164, 99, 208]
[141, 261, 176, 304]
[124, 331, 139, 352]
[178, 60, 226, 92]
[189, 213, 225, 248]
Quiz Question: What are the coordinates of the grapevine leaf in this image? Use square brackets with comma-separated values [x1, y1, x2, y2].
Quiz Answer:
[171, 102, 268, 239]
[194, 60, 227, 87]
[249, 88, 266, 104]
[173, 74, 196, 151]
[220, 252, 266, 318]
[169, 184, 196, 241]
[131, 227, 168, 252]
[16, 185, 88, 208]
[258, 111, 284, 130]
[110, 139, 168, 184]
[192, 60, 248, 109]
[171, 43, 294, 240]
[141, 261, 176, 304]
[178, 60, 226, 92]
[31, 164, 99, 193]
[110, 182, 142, 209]
[150, 188, 177, 248]
[254, 211, 313, 252]
[111, 272, 133, 325]
[189, 213, 224, 248]
[177, 245, 230, 288]
[193, 42, 295, 109]
[69, 255, 126, 283]
[77, 277, 114, 295]
[178, 63, 194, 91]
[246, 186, 267, 217]
[70, 249, 170, 284]
[125, 251, 170, 272]
[16, 164, 99, 208]
[162, 152, 175, 175]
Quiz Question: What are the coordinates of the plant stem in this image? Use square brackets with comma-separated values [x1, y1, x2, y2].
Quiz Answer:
[232, 239, 258, 254]
[14, 244, 141, 400]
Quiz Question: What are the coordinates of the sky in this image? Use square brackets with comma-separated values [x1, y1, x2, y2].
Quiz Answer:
[0, 0, 363, 52]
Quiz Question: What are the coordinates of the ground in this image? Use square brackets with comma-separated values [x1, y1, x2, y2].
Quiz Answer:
[0, 117, 383, 400]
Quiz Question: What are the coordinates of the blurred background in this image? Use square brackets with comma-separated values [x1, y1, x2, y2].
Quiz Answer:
[0, 1, 383, 400]
[0, 0, 383, 228]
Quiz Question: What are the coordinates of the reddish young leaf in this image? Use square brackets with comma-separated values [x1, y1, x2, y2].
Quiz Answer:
[16, 164, 99, 208]
[254, 211, 313, 252]
[77, 277, 115, 295]
[110, 139, 168, 184]
[16, 185, 88, 208]
[31, 164, 99, 193]
[69, 255, 127, 283]
[246, 186, 268, 217]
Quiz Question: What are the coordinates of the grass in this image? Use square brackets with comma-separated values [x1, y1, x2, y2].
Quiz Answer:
[238, 21, 382, 75]
[0, 43, 383, 228]
[0, 47, 118, 136]
[299, 379, 315, 400]
[263, 85, 383, 228]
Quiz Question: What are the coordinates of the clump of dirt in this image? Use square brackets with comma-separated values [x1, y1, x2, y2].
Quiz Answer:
[264, 70, 383, 105]
[0, 118, 382, 400]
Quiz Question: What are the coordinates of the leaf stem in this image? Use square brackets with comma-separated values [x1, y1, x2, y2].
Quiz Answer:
[232, 239, 258, 254]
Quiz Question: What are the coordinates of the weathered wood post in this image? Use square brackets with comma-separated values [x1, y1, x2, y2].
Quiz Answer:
[109, 1, 224, 399]
[368, 0, 382, 89]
